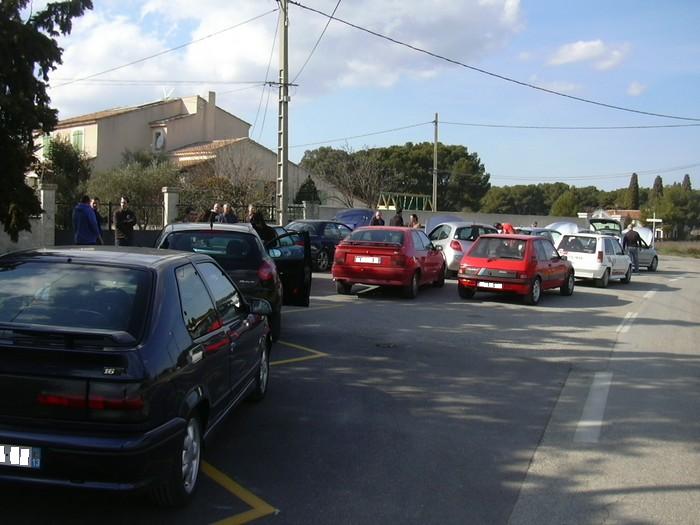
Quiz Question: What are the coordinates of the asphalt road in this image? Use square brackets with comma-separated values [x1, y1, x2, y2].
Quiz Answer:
[1, 255, 697, 524]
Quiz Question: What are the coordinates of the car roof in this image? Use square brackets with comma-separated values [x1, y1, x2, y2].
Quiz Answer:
[478, 234, 536, 241]
[353, 226, 417, 232]
[433, 221, 496, 229]
[163, 222, 257, 234]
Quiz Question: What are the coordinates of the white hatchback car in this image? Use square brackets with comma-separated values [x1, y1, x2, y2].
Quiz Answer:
[427, 221, 499, 276]
[558, 233, 632, 287]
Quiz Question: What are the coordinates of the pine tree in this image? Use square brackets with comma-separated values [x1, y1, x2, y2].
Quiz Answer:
[626, 172, 640, 209]
[294, 175, 321, 204]
[682, 174, 692, 192]
[651, 175, 664, 201]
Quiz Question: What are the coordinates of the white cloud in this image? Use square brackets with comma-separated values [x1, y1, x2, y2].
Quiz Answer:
[627, 81, 646, 96]
[549, 40, 629, 70]
[529, 75, 579, 94]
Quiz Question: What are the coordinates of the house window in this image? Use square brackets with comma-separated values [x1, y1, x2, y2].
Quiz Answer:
[72, 130, 84, 151]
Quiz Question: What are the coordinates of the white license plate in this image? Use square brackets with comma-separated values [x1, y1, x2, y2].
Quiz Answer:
[477, 281, 503, 289]
[355, 256, 380, 264]
[0, 444, 41, 469]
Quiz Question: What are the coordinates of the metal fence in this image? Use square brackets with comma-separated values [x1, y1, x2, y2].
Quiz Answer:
[56, 202, 165, 232]
[174, 203, 305, 225]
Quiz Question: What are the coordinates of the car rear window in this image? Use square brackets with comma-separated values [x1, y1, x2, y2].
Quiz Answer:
[560, 236, 597, 253]
[0, 261, 151, 337]
[163, 231, 262, 270]
[348, 229, 405, 245]
[470, 237, 526, 260]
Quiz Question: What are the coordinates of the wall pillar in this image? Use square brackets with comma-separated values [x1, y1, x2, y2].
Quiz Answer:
[39, 183, 57, 246]
[302, 201, 319, 220]
[162, 187, 180, 225]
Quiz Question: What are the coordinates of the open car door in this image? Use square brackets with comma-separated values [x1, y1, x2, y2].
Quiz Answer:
[266, 230, 312, 307]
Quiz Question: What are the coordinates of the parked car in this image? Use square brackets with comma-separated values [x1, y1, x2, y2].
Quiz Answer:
[155, 222, 311, 340]
[333, 208, 374, 229]
[514, 227, 564, 248]
[427, 221, 499, 276]
[332, 226, 446, 298]
[557, 233, 632, 287]
[621, 226, 659, 271]
[285, 219, 353, 271]
[0, 247, 272, 506]
[457, 234, 575, 305]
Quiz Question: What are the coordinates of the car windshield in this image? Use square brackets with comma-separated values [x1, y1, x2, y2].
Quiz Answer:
[286, 222, 318, 234]
[0, 261, 151, 336]
[560, 235, 597, 254]
[164, 231, 262, 270]
[470, 238, 526, 260]
[348, 229, 405, 245]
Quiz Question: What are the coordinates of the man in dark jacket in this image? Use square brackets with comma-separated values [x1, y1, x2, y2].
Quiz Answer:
[389, 207, 404, 226]
[91, 197, 104, 245]
[72, 195, 101, 245]
[114, 195, 137, 246]
[622, 224, 642, 272]
[250, 211, 276, 244]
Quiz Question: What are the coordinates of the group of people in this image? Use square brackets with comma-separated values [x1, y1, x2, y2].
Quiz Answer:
[369, 207, 422, 229]
[184, 202, 239, 224]
[72, 195, 136, 246]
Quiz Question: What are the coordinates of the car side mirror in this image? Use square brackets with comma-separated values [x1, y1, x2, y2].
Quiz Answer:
[268, 248, 282, 258]
[248, 298, 273, 316]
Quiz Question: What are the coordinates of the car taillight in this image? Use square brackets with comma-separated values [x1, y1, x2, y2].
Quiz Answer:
[597, 250, 604, 263]
[450, 240, 462, 251]
[258, 260, 276, 281]
[334, 251, 345, 264]
[37, 392, 144, 411]
[391, 254, 407, 266]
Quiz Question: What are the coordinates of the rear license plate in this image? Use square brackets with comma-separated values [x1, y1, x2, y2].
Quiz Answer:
[478, 281, 503, 289]
[0, 444, 41, 469]
[355, 256, 380, 264]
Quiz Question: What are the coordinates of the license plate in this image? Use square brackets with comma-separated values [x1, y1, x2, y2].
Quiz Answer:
[0, 444, 41, 469]
[478, 281, 502, 289]
[355, 256, 380, 264]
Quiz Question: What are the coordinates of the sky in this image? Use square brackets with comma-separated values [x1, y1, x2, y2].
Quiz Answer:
[38, 0, 700, 191]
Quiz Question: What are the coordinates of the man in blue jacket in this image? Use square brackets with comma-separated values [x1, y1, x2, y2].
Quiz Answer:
[72, 195, 100, 245]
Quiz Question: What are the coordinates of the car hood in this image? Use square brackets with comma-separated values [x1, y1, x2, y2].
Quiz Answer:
[628, 226, 654, 246]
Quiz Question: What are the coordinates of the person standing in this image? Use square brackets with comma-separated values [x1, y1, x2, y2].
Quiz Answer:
[250, 211, 276, 243]
[623, 223, 642, 272]
[389, 207, 404, 226]
[370, 211, 385, 226]
[408, 213, 422, 229]
[246, 204, 256, 223]
[91, 197, 104, 245]
[72, 195, 101, 245]
[114, 195, 137, 247]
[218, 203, 238, 224]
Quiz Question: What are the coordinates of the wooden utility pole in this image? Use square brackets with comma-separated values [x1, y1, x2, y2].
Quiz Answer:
[276, 0, 289, 226]
[433, 112, 438, 211]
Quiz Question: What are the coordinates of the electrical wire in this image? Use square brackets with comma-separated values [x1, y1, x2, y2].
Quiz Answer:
[290, 121, 433, 148]
[253, 10, 280, 134]
[258, 85, 275, 141]
[288, 0, 700, 122]
[442, 121, 700, 130]
[291, 0, 342, 84]
[52, 79, 269, 86]
[52, 8, 279, 89]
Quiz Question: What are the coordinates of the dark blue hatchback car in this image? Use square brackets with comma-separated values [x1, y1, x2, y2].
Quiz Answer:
[0, 247, 272, 506]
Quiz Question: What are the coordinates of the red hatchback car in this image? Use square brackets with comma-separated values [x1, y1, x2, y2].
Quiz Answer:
[457, 234, 575, 305]
[332, 227, 446, 298]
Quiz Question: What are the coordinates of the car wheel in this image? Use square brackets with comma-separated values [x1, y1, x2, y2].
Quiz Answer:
[524, 277, 541, 305]
[336, 280, 352, 294]
[560, 272, 575, 296]
[596, 269, 610, 288]
[621, 265, 632, 284]
[404, 272, 419, 299]
[433, 264, 446, 287]
[269, 307, 281, 341]
[648, 256, 658, 272]
[150, 414, 202, 507]
[315, 249, 330, 272]
[248, 339, 270, 401]
[458, 285, 475, 299]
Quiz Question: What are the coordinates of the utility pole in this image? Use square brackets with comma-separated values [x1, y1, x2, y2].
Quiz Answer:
[276, 0, 289, 226]
[433, 112, 438, 212]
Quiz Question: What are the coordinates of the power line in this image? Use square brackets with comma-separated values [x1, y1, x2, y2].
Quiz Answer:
[52, 78, 269, 86]
[290, 121, 433, 148]
[289, 1, 700, 122]
[443, 121, 700, 130]
[291, 0, 342, 84]
[253, 10, 280, 133]
[52, 8, 278, 89]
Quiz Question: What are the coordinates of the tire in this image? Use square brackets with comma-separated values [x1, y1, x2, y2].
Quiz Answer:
[150, 415, 202, 507]
[560, 272, 575, 296]
[621, 265, 632, 284]
[596, 269, 610, 288]
[404, 272, 419, 299]
[433, 264, 446, 287]
[269, 308, 281, 341]
[336, 280, 352, 294]
[458, 285, 475, 299]
[524, 277, 542, 305]
[648, 256, 658, 272]
[315, 249, 331, 272]
[248, 339, 270, 402]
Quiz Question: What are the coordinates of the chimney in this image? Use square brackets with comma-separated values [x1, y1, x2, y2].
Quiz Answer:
[206, 91, 216, 140]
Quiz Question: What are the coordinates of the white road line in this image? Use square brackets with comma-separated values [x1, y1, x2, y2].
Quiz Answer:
[616, 312, 638, 334]
[356, 285, 379, 295]
[669, 276, 683, 282]
[643, 290, 657, 300]
[574, 372, 613, 443]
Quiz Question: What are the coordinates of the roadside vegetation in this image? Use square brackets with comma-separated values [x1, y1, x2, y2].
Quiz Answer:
[655, 241, 700, 258]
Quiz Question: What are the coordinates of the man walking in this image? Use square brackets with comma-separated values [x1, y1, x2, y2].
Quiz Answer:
[72, 195, 101, 245]
[623, 223, 642, 272]
[389, 207, 404, 226]
[114, 196, 137, 247]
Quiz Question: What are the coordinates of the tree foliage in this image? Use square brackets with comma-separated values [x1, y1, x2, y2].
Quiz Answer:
[651, 176, 664, 201]
[625, 172, 640, 209]
[682, 174, 692, 192]
[294, 175, 321, 204]
[550, 189, 580, 217]
[34, 136, 91, 204]
[0, 0, 93, 241]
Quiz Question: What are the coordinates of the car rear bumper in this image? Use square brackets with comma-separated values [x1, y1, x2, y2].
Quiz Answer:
[457, 277, 530, 295]
[333, 266, 412, 287]
[571, 267, 606, 280]
[0, 417, 186, 491]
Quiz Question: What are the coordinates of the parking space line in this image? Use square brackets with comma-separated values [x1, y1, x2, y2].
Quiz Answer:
[356, 285, 379, 295]
[202, 462, 277, 525]
[285, 304, 344, 314]
[616, 312, 638, 334]
[643, 290, 657, 300]
[574, 372, 613, 443]
[272, 340, 328, 366]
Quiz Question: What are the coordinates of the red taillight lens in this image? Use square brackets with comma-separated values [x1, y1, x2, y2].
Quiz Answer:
[391, 254, 407, 266]
[37, 393, 85, 409]
[597, 250, 604, 263]
[334, 251, 345, 264]
[450, 240, 463, 251]
[37, 393, 144, 411]
[258, 260, 276, 281]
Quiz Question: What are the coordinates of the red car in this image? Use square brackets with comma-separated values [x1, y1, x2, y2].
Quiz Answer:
[332, 226, 446, 298]
[457, 234, 574, 305]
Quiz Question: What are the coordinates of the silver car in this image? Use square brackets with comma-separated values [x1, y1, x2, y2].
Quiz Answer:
[427, 221, 498, 276]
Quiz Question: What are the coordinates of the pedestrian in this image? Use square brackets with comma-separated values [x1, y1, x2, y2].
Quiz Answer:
[246, 204, 256, 223]
[218, 203, 238, 224]
[250, 211, 276, 244]
[72, 195, 101, 245]
[408, 213, 422, 229]
[501, 223, 516, 234]
[91, 197, 104, 245]
[531, 220, 538, 228]
[114, 195, 137, 247]
[182, 206, 198, 222]
[389, 207, 404, 226]
[370, 210, 385, 226]
[494, 222, 503, 233]
[623, 223, 642, 272]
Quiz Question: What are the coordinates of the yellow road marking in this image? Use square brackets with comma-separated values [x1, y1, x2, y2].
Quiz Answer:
[272, 340, 328, 366]
[203, 462, 277, 525]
